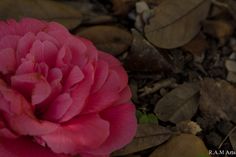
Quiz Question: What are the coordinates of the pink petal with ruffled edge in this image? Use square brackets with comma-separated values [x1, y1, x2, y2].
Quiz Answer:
[64, 66, 84, 91]
[60, 64, 94, 122]
[83, 103, 137, 155]
[41, 114, 109, 155]
[0, 137, 68, 157]
[44, 93, 72, 122]
[91, 60, 109, 93]
[0, 48, 16, 74]
[16, 32, 35, 64]
[11, 73, 52, 105]
[0, 18, 46, 38]
[0, 81, 58, 136]
[30, 40, 58, 67]
[0, 35, 20, 50]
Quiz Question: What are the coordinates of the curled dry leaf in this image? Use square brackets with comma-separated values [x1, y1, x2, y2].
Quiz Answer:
[0, 0, 82, 29]
[182, 33, 208, 60]
[112, 0, 136, 16]
[199, 78, 236, 123]
[78, 25, 132, 56]
[144, 0, 211, 49]
[154, 83, 200, 124]
[113, 124, 172, 156]
[223, 0, 236, 20]
[202, 19, 234, 41]
[62, 0, 114, 25]
[125, 29, 173, 72]
[149, 134, 210, 157]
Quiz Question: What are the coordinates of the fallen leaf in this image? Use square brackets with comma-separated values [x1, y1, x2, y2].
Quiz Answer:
[62, 0, 114, 25]
[113, 124, 172, 156]
[144, 0, 211, 49]
[112, 0, 136, 16]
[199, 79, 236, 123]
[202, 19, 234, 41]
[78, 25, 132, 56]
[0, 0, 82, 29]
[225, 0, 236, 20]
[125, 29, 173, 72]
[149, 134, 210, 157]
[182, 33, 208, 58]
[154, 83, 200, 123]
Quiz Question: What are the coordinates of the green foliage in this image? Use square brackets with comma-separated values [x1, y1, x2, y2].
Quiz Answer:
[136, 110, 158, 124]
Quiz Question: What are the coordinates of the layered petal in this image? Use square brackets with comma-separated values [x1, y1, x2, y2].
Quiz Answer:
[84, 104, 137, 155]
[41, 114, 109, 155]
[0, 48, 16, 74]
[0, 137, 68, 157]
[60, 64, 94, 122]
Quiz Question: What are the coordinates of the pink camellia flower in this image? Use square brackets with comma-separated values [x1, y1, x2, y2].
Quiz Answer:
[0, 18, 137, 157]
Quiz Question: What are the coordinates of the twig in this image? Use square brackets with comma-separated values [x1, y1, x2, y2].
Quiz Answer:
[211, 0, 229, 8]
[139, 78, 176, 97]
[218, 125, 236, 149]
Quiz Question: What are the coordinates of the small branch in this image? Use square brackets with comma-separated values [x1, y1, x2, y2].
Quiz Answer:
[139, 78, 176, 97]
[211, 0, 229, 8]
[218, 125, 236, 149]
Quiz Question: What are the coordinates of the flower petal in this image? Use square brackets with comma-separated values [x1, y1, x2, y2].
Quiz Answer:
[64, 66, 84, 91]
[84, 103, 137, 155]
[0, 137, 68, 157]
[44, 93, 72, 122]
[0, 35, 20, 50]
[30, 40, 58, 67]
[91, 60, 109, 93]
[41, 114, 109, 155]
[0, 48, 16, 74]
[11, 73, 52, 105]
[16, 32, 35, 64]
[60, 64, 94, 122]
[0, 81, 58, 136]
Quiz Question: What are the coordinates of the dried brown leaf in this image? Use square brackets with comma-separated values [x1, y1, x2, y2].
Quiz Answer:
[113, 124, 172, 156]
[112, 0, 136, 16]
[144, 0, 211, 49]
[0, 0, 82, 29]
[202, 19, 234, 41]
[149, 134, 210, 157]
[199, 79, 236, 123]
[78, 25, 132, 56]
[125, 29, 173, 72]
[154, 83, 200, 123]
[182, 33, 208, 57]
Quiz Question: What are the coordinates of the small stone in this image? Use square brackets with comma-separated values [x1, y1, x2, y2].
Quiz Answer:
[227, 71, 236, 83]
[225, 60, 236, 73]
[136, 1, 149, 14]
[229, 52, 236, 60]
[177, 121, 202, 135]
[149, 134, 210, 157]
